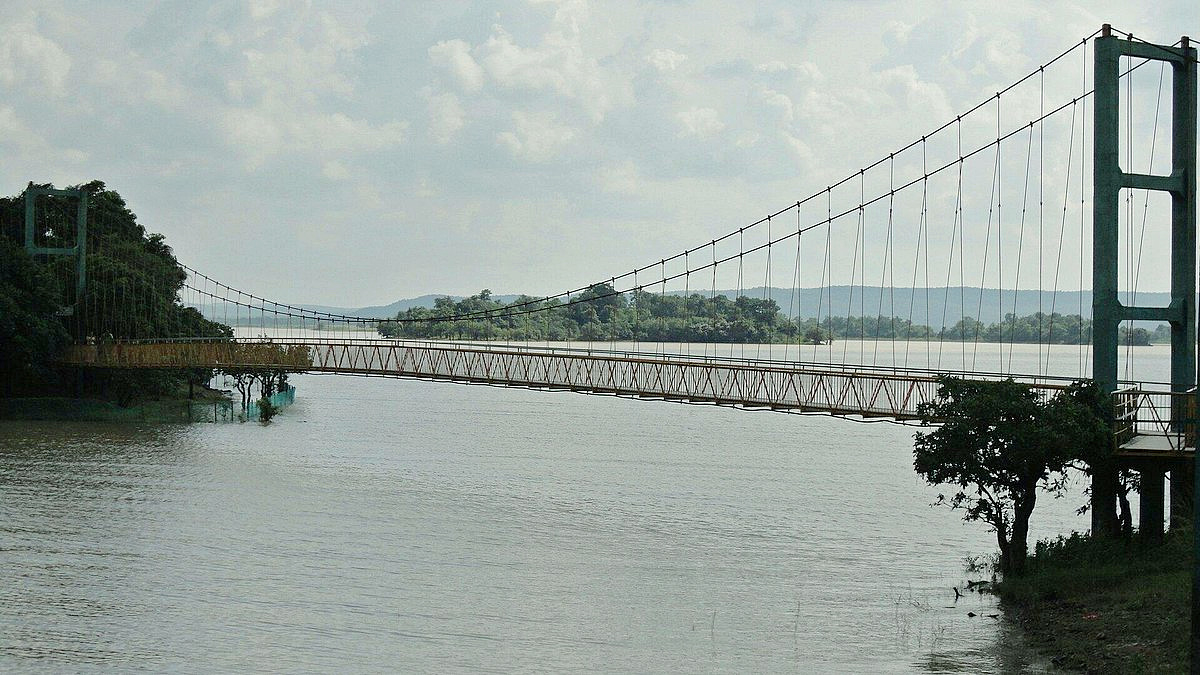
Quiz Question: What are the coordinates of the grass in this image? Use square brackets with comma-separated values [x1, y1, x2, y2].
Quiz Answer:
[997, 528, 1190, 673]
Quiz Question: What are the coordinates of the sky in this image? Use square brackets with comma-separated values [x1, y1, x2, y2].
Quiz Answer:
[2, 1, 1197, 307]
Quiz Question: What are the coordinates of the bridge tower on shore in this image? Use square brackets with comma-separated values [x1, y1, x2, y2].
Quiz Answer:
[22, 184, 89, 313]
[1091, 26, 1197, 539]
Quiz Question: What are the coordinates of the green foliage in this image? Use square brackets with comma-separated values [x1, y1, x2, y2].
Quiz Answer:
[914, 377, 1109, 576]
[803, 326, 830, 345]
[378, 285, 804, 343]
[0, 182, 234, 404]
[223, 364, 292, 412]
[996, 528, 1188, 672]
[0, 237, 71, 393]
[256, 395, 279, 422]
[377, 288, 1152, 347]
[1, 181, 232, 343]
[1150, 323, 1170, 344]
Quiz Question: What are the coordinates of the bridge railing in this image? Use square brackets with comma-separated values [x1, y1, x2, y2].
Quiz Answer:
[59, 336, 1128, 423]
[78, 335, 1137, 390]
[1112, 386, 1197, 452]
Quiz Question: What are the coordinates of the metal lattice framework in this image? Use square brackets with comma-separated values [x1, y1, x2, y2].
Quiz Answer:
[60, 338, 1086, 421]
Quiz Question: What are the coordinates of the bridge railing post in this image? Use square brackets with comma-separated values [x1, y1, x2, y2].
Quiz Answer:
[1111, 386, 1139, 448]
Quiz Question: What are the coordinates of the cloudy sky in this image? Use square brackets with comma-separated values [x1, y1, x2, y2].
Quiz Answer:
[2, 1, 1196, 306]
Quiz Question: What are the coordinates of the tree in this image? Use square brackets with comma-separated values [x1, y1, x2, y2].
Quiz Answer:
[914, 377, 1107, 576]
[803, 326, 830, 345]
[1118, 325, 1151, 346]
[256, 395, 279, 422]
[1, 182, 234, 404]
[1051, 380, 1125, 538]
[0, 237, 71, 394]
[1150, 323, 1170, 344]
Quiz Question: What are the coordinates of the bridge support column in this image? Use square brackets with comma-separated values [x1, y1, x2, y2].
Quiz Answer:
[1090, 464, 1119, 537]
[1171, 460, 1194, 528]
[1139, 466, 1165, 543]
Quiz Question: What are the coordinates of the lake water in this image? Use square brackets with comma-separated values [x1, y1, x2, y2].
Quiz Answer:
[0, 341, 1174, 672]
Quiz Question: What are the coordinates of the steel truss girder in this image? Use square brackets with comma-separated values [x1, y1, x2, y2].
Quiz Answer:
[62, 340, 1074, 422]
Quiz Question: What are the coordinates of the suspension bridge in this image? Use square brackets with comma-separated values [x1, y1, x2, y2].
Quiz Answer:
[10, 26, 1198, 537]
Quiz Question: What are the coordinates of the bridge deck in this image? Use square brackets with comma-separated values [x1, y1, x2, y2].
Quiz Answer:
[1116, 433, 1195, 458]
[60, 338, 1096, 422]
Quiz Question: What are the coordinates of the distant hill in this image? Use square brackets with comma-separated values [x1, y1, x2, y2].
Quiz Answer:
[728, 286, 1109, 329]
[728, 286, 1173, 329]
[195, 293, 521, 325]
[203, 287, 1175, 329]
[300, 294, 521, 319]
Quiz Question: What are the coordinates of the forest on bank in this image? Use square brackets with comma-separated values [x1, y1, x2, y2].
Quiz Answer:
[0, 182, 232, 403]
[378, 286, 1163, 346]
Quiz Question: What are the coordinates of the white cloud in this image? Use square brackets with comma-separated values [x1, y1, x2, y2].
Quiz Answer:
[496, 111, 575, 162]
[91, 59, 188, 110]
[756, 88, 794, 124]
[676, 107, 724, 138]
[2, 0, 1195, 304]
[0, 106, 33, 143]
[885, 20, 914, 44]
[248, 0, 282, 21]
[426, 90, 465, 144]
[429, 39, 485, 92]
[753, 60, 823, 84]
[0, 16, 71, 95]
[875, 64, 952, 119]
[0, 104, 88, 169]
[470, 7, 620, 122]
[754, 60, 790, 74]
[598, 160, 641, 194]
[227, 7, 369, 103]
[221, 107, 407, 166]
[782, 132, 814, 165]
[477, 25, 573, 93]
[647, 48, 688, 72]
[322, 160, 351, 180]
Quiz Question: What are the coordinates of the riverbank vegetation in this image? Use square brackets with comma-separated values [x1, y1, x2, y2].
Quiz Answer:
[377, 287, 1158, 346]
[916, 376, 1188, 671]
[997, 529, 1189, 672]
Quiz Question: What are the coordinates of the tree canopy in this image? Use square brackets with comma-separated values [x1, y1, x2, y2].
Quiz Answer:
[0, 237, 71, 393]
[0, 182, 232, 402]
[378, 285, 809, 344]
[914, 377, 1109, 576]
[377, 287, 1152, 347]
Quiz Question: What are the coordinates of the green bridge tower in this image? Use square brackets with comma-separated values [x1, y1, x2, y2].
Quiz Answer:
[23, 184, 89, 314]
[1092, 26, 1197, 537]
[1091, 24, 1197, 663]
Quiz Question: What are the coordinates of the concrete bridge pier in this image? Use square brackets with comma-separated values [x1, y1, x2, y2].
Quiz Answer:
[1138, 465, 1166, 543]
[1128, 457, 1194, 541]
[1171, 461, 1194, 528]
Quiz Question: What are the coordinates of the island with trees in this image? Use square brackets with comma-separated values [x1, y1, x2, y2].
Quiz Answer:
[376, 287, 1158, 347]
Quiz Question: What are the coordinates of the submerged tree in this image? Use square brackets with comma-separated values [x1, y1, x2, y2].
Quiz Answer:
[914, 377, 1108, 576]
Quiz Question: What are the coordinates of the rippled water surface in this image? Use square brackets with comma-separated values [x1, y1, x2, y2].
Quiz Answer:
[4, 342, 1157, 672]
